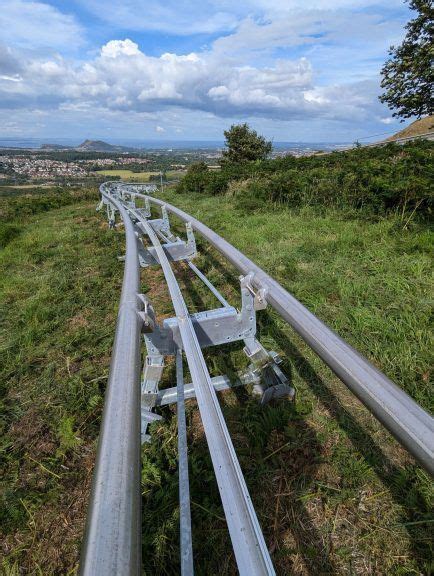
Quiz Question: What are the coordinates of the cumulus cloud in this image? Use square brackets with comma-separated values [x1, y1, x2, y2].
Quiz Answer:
[0, 37, 388, 123]
[0, 0, 409, 141]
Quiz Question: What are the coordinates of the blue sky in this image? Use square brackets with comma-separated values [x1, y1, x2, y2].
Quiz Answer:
[0, 0, 413, 142]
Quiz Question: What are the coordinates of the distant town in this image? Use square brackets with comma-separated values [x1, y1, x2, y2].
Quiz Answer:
[0, 138, 342, 187]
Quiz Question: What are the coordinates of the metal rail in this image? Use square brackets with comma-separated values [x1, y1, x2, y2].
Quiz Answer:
[175, 349, 194, 576]
[80, 186, 142, 575]
[134, 191, 434, 476]
[132, 207, 275, 575]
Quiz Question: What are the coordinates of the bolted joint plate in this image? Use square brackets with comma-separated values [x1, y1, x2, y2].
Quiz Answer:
[138, 238, 196, 268]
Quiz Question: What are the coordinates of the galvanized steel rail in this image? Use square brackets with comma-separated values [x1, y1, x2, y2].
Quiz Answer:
[133, 207, 274, 575]
[80, 188, 142, 576]
[81, 181, 434, 576]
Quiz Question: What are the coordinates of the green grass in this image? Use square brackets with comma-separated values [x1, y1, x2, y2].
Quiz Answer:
[146, 188, 434, 574]
[1, 188, 433, 574]
[0, 197, 125, 573]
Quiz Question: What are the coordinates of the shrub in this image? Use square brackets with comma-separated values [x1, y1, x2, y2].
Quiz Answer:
[177, 140, 433, 219]
[177, 162, 210, 194]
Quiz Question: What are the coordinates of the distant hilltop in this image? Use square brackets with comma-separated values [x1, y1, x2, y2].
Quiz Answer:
[76, 139, 136, 152]
[40, 139, 138, 152]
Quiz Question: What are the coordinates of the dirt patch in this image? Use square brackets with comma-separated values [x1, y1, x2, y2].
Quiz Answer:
[68, 313, 89, 329]
[142, 266, 174, 321]
[10, 407, 56, 458]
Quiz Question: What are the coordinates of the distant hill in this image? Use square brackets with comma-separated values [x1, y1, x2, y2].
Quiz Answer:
[76, 139, 135, 152]
[39, 139, 138, 153]
[386, 115, 433, 141]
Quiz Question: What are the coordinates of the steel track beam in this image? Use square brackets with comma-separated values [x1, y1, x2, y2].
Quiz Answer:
[176, 349, 194, 576]
[80, 185, 142, 575]
[131, 207, 275, 575]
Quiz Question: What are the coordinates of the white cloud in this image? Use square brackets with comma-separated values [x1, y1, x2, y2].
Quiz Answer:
[0, 0, 408, 139]
[155, 125, 165, 132]
[379, 117, 395, 125]
[0, 1, 84, 50]
[101, 39, 141, 58]
[0, 37, 388, 124]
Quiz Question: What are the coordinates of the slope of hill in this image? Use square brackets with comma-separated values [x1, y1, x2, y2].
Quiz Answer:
[386, 115, 433, 141]
[177, 139, 433, 218]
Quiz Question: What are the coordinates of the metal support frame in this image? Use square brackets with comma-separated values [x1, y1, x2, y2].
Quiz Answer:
[132, 204, 292, 447]
[132, 201, 276, 575]
[137, 224, 196, 267]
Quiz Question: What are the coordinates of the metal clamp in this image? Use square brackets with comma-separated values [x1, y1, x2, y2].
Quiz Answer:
[241, 273, 268, 310]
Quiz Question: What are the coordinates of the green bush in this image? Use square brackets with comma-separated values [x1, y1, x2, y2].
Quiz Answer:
[176, 140, 434, 219]
[177, 162, 210, 194]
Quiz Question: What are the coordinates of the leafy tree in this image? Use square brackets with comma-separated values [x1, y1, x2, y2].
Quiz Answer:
[221, 123, 272, 164]
[379, 0, 434, 119]
[177, 161, 209, 193]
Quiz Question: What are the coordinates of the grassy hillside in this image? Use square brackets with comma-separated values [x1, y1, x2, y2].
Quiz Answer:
[1, 183, 433, 574]
[386, 115, 434, 141]
[143, 189, 434, 574]
[1, 190, 123, 573]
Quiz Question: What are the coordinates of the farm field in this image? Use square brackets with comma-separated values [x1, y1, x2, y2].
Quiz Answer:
[95, 169, 186, 181]
[0, 187, 432, 574]
[0, 184, 54, 190]
[95, 169, 155, 180]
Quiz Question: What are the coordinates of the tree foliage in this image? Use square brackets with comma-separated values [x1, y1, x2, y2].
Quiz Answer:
[221, 123, 272, 164]
[177, 161, 209, 194]
[379, 0, 434, 119]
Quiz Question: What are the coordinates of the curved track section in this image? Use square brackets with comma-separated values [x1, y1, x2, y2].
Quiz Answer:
[80, 181, 434, 576]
